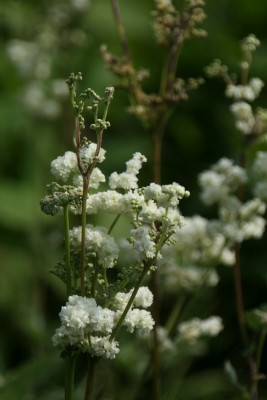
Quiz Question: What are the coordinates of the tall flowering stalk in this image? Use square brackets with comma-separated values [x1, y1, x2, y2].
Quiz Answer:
[205, 34, 267, 400]
[102, 2, 206, 396]
[40, 73, 189, 399]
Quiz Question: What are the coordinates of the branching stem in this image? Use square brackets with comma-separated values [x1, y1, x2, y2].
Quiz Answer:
[64, 205, 72, 297]
[110, 262, 151, 341]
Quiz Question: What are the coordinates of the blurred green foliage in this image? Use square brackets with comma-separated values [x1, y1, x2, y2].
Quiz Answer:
[1, 0, 267, 399]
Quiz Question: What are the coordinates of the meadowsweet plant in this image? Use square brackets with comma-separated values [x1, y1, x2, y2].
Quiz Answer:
[101, 3, 207, 397]
[204, 35, 267, 399]
[40, 73, 189, 399]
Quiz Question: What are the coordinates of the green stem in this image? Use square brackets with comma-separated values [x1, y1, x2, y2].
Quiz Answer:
[160, 33, 184, 97]
[233, 244, 249, 346]
[111, 0, 130, 60]
[151, 272, 161, 400]
[64, 205, 72, 297]
[103, 269, 109, 288]
[108, 213, 121, 235]
[165, 295, 187, 336]
[256, 327, 267, 372]
[110, 262, 151, 341]
[80, 176, 89, 296]
[84, 356, 98, 400]
[91, 261, 99, 298]
[65, 356, 76, 400]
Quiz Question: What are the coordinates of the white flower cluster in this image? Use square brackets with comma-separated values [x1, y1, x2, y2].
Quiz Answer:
[53, 289, 154, 358]
[199, 158, 266, 244]
[51, 144, 106, 189]
[230, 102, 255, 135]
[160, 264, 219, 292]
[216, 197, 266, 243]
[252, 151, 267, 202]
[241, 34, 260, 53]
[130, 225, 157, 260]
[177, 316, 223, 344]
[52, 295, 118, 359]
[158, 215, 237, 292]
[142, 316, 223, 353]
[113, 286, 153, 310]
[173, 216, 234, 266]
[80, 143, 106, 166]
[6, 1, 90, 119]
[51, 151, 78, 182]
[69, 225, 119, 268]
[199, 158, 247, 206]
[226, 78, 264, 102]
[109, 152, 147, 190]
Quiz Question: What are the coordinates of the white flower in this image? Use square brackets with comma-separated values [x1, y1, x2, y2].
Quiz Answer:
[139, 200, 165, 223]
[51, 151, 78, 182]
[89, 336, 119, 359]
[250, 78, 264, 97]
[80, 143, 106, 167]
[177, 316, 223, 344]
[109, 172, 138, 190]
[113, 287, 153, 311]
[230, 101, 255, 134]
[70, 0, 90, 11]
[113, 291, 132, 311]
[6, 39, 38, 76]
[134, 287, 153, 308]
[52, 295, 119, 359]
[108, 153, 147, 190]
[126, 152, 147, 174]
[252, 151, 267, 202]
[130, 225, 156, 259]
[218, 197, 266, 243]
[123, 308, 154, 333]
[241, 34, 260, 53]
[144, 182, 189, 208]
[199, 158, 247, 205]
[69, 225, 119, 268]
[87, 190, 125, 214]
[73, 167, 105, 189]
[123, 191, 146, 213]
[161, 264, 219, 292]
[156, 327, 175, 352]
[199, 171, 227, 205]
[144, 183, 162, 200]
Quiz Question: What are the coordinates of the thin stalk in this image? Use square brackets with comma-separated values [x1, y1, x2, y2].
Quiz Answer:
[152, 127, 164, 184]
[165, 295, 187, 336]
[160, 33, 185, 97]
[64, 205, 72, 297]
[84, 356, 98, 400]
[91, 261, 99, 298]
[80, 175, 89, 296]
[110, 263, 151, 341]
[151, 270, 161, 400]
[108, 213, 121, 235]
[256, 327, 267, 372]
[233, 244, 259, 400]
[233, 244, 249, 346]
[111, 0, 130, 60]
[249, 327, 267, 400]
[65, 356, 76, 400]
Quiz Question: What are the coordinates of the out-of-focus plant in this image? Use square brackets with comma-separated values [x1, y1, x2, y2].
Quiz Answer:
[204, 34, 267, 400]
